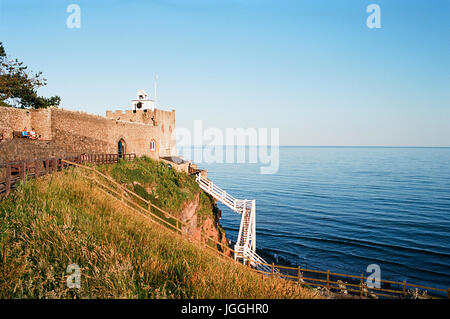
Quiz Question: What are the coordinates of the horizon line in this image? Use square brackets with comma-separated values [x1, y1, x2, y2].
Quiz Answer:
[177, 145, 450, 148]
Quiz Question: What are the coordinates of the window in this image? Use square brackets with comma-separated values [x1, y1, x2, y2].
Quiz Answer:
[150, 139, 156, 152]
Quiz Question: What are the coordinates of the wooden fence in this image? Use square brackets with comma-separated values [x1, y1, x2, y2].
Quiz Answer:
[62, 160, 450, 300]
[0, 153, 136, 196]
[1, 155, 448, 299]
[62, 159, 233, 258]
[244, 258, 450, 299]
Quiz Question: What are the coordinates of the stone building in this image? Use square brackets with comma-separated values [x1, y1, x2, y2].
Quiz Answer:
[0, 91, 177, 163]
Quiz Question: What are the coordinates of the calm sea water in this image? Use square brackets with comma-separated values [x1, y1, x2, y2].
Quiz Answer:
[180, 147, 450, 292]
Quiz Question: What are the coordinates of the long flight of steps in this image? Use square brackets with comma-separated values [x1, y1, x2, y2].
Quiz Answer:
[195, 173, 271, 272]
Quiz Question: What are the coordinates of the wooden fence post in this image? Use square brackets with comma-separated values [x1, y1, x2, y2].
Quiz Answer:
[298, 266, 301, 284]
[403, 280, 406, 298]
[5, 163, 11, 196]
[447, 288, 450, 299]
[360, 274, 364, 298]
[272, 263, 275, 278]
[20, 161, 25, 181]
[326, 270, 330, 289]
[35, 160, 39, 177]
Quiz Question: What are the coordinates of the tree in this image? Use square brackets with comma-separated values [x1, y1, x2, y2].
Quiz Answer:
[0, 42, 60, 109]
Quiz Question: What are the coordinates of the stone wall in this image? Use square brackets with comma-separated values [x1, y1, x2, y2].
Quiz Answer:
[0, 106, 177, 162]
[105, 108, 176, 157]
[0, 107, 32, 138]
[50, 109, 115, 155]
[0, 107, 54, 141]
[0, 139, 80, 164]
[160, 158, 190, 174]
[154, 109, 176, 156]
[30, 109, 52, 140]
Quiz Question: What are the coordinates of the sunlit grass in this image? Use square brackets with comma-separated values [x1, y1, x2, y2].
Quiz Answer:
[97, 157, 216, 224]
[0, 168, 320, 299]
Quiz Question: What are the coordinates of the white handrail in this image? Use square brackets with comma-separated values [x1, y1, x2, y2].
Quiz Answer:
[195, 173, 268, 268]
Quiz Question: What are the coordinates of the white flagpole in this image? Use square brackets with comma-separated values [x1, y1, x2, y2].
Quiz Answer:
[154, 74, 159, 108]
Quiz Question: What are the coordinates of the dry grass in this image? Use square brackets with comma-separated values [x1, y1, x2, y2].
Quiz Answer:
[0, 168, 321, 299]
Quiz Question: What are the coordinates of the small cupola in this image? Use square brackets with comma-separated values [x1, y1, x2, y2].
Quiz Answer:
[132, 89, 155, 111]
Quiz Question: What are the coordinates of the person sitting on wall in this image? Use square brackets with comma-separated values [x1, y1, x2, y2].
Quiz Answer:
[21, 127, 29, 138]
[29, 128, 37, 140]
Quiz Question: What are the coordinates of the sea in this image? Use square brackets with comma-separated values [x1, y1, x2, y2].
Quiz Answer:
[179, 146, 450, 293]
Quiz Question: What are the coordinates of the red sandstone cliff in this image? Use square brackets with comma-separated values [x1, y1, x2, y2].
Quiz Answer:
[180, 193, 230, 256]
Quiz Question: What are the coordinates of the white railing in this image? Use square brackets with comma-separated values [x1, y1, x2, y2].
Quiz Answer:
[235, 200, 249, 248]
[196, 174, 241, 213]
[247, 250, 272, 273]
[195, 173, 268, 269]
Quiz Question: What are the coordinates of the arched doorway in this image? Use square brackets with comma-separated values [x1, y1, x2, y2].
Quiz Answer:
[118, 139, 126, 158]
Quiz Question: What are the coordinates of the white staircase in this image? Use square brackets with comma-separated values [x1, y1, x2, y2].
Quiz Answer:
[196, 174, 271, 272]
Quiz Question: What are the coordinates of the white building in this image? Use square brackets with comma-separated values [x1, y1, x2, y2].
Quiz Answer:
[132, 90, 155, 111]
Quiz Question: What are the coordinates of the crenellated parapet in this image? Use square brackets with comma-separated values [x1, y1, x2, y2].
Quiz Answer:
[105, 108, 175, 129]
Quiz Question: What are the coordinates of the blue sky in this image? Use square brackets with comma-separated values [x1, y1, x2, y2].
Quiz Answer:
[1, 0, 449, 146]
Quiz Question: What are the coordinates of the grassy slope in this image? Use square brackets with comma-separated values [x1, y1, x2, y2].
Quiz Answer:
[0, 168, 320, 299]
[97, 157, 218, 225]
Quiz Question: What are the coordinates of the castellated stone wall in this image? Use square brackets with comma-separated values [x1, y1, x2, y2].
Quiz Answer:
[0, 106, 177, 162]
[105, 109, 156, 125]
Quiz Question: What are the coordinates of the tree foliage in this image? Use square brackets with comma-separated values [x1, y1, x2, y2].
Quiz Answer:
[0, 42, 60, 109]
